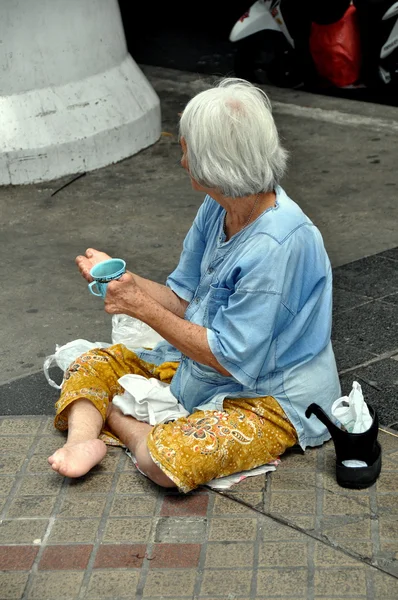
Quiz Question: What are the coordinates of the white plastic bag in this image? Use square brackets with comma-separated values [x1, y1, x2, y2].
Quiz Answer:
[331, 381, 372, 434]
[44, 339, 110, 389]
[331, 380, 373, 468]
[111, 314, 163, 350]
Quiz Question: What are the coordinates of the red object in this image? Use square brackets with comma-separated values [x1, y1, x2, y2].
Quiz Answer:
[310, 5, 361, 87]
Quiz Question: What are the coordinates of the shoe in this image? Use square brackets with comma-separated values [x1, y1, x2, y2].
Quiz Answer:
[305, 403, 382, 489]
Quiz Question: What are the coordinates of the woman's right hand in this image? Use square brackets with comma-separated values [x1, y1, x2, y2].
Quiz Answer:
[75, 248, 112, 282]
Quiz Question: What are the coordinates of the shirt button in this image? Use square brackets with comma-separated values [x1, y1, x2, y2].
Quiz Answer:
[195, 297, 200, 304]
[207, 267, 214, 274]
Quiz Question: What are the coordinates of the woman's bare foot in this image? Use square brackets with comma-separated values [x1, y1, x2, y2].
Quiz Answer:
[48, 439, 107, 478]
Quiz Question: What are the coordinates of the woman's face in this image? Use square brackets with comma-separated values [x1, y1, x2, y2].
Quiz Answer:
[180, 137, 207, 193]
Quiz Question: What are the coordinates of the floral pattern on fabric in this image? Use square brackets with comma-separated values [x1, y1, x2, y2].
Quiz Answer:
[54, 344, 297, 491]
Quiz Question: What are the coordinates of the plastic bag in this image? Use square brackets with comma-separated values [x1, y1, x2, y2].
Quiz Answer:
[43, 316, 162, 390]
[331, 381, 373, 434]
[44, 339, 110, 389]
[111, 314, 163, 350]
[310, 5, 361, 87]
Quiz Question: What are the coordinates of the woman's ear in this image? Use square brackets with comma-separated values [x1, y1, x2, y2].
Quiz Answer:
[180, 137, 187, 153]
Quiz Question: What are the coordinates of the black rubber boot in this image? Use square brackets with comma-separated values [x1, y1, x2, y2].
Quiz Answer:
[305, 403, 382, 489]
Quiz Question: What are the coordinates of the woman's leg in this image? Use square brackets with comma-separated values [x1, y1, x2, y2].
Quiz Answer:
[143, 396, 298, 493]
[106, 404, 175, 488]
[48, 399, 107, 477]
[49, 344, 173, 478]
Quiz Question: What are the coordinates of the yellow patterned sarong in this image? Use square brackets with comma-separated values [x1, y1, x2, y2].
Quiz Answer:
[55, 344, 298, 492]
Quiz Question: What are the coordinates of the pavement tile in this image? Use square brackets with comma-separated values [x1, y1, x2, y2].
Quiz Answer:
[143, 570, 196, 597]
[94, 544, 146, 568]
[103, 517, 152, 543]
[280, 447, 317, 469]
[269, 491, 316, 514]
[256, 567, 307, 596]
[85, 569, 139, 598]
[0, 545, 38, 570]
[323, 493, 371, 515]
[18, 473, 63, 496]
[258, 517, 305, 542]
[380, 432, 398, 453]
[0, 520, 48, 544]
[321, 517, 371, 540]
[160, 493, 209, 516]
[332, 287, 372, 313]
[155, 517, 207, 543]
[33, 436, 63, 455]
[230, 475, 265, 491]
[27, 570, 84, 599]
[383, 292, 398, 305]
[224, 490, 263, 511]
[0, 418, 41, 435]
[204, 542, 254, 569]
[213, 493, 262, 515]
[377, 470, 398, 492]
[0, 476, 16, 496]
[110, 494, 157, 517]
[48, 519, 100, 544]
[91, 448, 121, 473]
[26, 455, 55, 473]
[116, 472, 158, 494]
[39, 544, 93, 570]
[332, 301, 398, 355]
[333, 255, 398, 298]
[0, 572, 30, 600]
[372, 571, 398, 599]
[288, 516, 316, 530]
[333, 340, 377, 372]
[149, 543, 201, 568]
[314, 567, 367, 596]
[58, 496, 107, 518]
[314, 542, 366, 566]
[258, 541, 308, 567]
[377, 493, 398, 514]
[6, 495, 56, 518]
[65, 473, 114, 495]
[380, 540, 398, 560]
[208, 517, 257, 542]
[270, 470, 316, 491]
[0, 437, 35, 453]
[379, 515, 398, 539]
[0, 455, 25, 474]
[341, 541, 373, 560]
[200, 569, 252, 597]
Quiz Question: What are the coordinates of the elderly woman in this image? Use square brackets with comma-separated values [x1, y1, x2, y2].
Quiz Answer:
[48, 78, 341, 492]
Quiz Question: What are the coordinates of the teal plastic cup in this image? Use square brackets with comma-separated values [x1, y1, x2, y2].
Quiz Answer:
[88, 258, 126, 298]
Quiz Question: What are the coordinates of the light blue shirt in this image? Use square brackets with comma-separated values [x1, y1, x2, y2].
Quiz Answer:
[136, 187, 341, 449]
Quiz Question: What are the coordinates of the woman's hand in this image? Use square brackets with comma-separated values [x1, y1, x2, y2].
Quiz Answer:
[76, 248, 112, 282]
[104, 272, 145, 317]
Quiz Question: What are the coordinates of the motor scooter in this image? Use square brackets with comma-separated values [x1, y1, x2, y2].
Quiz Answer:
[229, 0, 398, 89]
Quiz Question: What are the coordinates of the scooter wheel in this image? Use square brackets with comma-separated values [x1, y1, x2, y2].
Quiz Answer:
[233, 30, 303, 88]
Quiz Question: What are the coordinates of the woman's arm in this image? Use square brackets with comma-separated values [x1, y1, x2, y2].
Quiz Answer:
[132, 274, 188, 318]
[76, 248, 188, 318]
[105, 273, 231, 377]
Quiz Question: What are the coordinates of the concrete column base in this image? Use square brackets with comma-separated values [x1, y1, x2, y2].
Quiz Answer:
[0, 55, 160, 184]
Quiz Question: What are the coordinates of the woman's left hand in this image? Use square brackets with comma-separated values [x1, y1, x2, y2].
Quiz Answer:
[104, 272, 145, 317]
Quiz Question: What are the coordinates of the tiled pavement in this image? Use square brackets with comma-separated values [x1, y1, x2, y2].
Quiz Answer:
[1, 417, 398, 599]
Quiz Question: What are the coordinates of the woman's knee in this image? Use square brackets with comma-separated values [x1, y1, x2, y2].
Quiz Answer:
[135, 439, 176, 489]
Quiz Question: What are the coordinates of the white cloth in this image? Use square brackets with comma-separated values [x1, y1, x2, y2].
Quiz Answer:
[112, 374, 189, 425]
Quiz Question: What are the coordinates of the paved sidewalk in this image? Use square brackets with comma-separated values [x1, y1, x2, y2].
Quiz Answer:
[0, 416, 397, 599]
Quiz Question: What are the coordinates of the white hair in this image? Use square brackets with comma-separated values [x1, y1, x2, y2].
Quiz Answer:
[179, 78, 288, 198]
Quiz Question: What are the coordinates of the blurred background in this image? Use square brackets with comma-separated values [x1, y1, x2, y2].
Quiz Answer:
[119, 0, 398, 106]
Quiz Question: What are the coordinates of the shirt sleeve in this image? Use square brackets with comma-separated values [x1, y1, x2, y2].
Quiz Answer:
[206, 242, 293, 388]
[166, 196, 210, 303]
